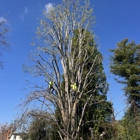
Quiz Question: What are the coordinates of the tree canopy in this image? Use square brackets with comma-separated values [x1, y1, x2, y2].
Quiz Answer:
[19, 0, 113, 139]
[110, 38, 140, 139]
[110, 38, 140, 114]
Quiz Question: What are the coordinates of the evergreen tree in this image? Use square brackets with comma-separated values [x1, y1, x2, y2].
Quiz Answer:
[28, 117, 47, 140]
[110, 38, 140, 116]
[110, 38, 140, 139]
[72, 29, 113, 139]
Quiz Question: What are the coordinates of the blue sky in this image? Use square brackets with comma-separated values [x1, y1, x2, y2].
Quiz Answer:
[0, 0, 140, 123]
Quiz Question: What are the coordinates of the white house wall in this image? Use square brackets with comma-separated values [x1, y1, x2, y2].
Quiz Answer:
[10, 135, 22, 140]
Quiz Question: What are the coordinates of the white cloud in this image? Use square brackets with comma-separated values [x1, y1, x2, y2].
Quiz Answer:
[24, 7, 28, 14]
[20, 7, 28, 21]
[0, 17, 7, 23]
[45, 3, 53, 14]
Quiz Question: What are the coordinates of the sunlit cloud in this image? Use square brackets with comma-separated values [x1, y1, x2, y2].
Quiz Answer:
[20, 7, 28, 21]
[45, 3, 53, 14]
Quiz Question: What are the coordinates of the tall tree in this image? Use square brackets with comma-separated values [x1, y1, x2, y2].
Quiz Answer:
[50, 29, 113, 140]
[20, 0, 111, 139]
[110, 39, 140, 139]
[71, 29, 113, 139]
[110, 38, 140, 116]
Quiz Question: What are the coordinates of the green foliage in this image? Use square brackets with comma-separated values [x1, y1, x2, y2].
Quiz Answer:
[110, 38, 140, 111]
[111, 118, 140, 140]
[71, 29, 113, 139]
[28, 116, 60, 140]
[110, 38, 140, 139]
[48, 29, 113, 140]
[54, 29, 110, 139]
[28, 117, 47, 140]
[19, 132, 29, 140]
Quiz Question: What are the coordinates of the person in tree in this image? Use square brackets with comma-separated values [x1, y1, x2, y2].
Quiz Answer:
[71, 83, 77, 91]
[71, 83, 78, 102]
[49, 81, 53, 89]
[48, 81, 54, 92]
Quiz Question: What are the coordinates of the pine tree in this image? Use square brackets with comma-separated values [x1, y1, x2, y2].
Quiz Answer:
[110, 38, 140, 139]
[110, 38, 140, 115]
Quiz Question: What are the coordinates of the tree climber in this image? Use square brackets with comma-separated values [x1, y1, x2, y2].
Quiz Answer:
[71, 83, 77, 102]
[48, 81, 54, 92]
[49, 81, 53, 89]
[71, 83, 77, 91]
